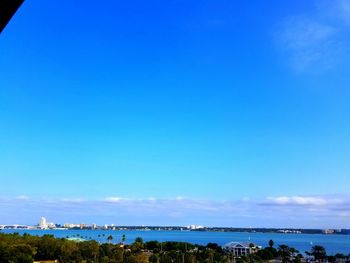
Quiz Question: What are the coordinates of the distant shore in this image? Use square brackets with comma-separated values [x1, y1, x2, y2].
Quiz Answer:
[1, 226, 349, 235]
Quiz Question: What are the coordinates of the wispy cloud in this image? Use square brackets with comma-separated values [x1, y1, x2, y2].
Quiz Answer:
[263, 196, 329, 206]
[60, 198, 85, 203]
[258, 195, 350, 226]
[15, 195, 30, 200]
[1, 195, 350, 228]
[104, 197, 128, 203]
[275, 0, 350, 72]
[327, 0, 350, 25]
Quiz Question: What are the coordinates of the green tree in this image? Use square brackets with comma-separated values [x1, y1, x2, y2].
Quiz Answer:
[334, 253, 346, 262]
[311, 245, 327, 262]
[145, 240, 160, 252]
[78, 240, 99, 261]
[131, 237, 144, 253]
[207, 243, 222, 253]
[159, 252, 173, 263]
[8, 244, 35, 263]
[35, 234, 58, 260]
[126, 252, 149, 263]
[107, 234, 113, 243]
[149, 254, 159, 263]
[58, 240, 79, 262]
[135, 237, 144, 244]
[278, 244, 291, 263]
[256, 248, 274, 261]
[290, 247, 299, 259]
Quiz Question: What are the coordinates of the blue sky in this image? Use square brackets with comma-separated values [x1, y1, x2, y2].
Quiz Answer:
[1, 0, 350, 228]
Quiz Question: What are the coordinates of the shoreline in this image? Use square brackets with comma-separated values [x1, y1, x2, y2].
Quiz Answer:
[1, 227, 349, 235]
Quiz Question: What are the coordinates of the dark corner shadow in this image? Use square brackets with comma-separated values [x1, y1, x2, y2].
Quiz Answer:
[0, 0, 25, 34]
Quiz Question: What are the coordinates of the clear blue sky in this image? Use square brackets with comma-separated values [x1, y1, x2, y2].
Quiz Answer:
[1, 0, 350, 227]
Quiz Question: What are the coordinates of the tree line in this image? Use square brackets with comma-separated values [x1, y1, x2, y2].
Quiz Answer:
[0, 232, 349, 262]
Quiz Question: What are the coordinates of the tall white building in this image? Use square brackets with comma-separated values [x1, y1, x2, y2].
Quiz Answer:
[39, 217, 48, 229]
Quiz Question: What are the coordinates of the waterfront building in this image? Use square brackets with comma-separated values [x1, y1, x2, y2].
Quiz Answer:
[323, 229, 335, 234]
[223, 242, 260, 257]
[188, 225, 204, 230]
[64, 223, 80, 228]
[47, 222, 55, 228]
[39, 217, 48, 229]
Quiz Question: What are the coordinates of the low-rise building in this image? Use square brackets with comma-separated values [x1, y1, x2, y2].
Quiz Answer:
[64, 223, 80, 228]
[223, 242, 260, 257]
[322, 229, 335, 234]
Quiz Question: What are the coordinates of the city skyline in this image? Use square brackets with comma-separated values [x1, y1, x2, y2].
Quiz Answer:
[1, 0, 350, 227]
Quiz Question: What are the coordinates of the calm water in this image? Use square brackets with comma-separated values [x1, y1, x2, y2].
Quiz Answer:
[2, 229, 350, 255]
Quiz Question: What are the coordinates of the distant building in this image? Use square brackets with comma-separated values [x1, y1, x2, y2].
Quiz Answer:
[322, 229, 335, 234]
[47, 222, 55, 228]
[188, 225, 204, 230]
[64, 223, 80, 228]
[223, 242, 260, 257]
[277, 229, 302, 234]
[39, 217, 48, 229]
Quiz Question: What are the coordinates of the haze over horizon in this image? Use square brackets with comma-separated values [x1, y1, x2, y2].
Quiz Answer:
[1, 0, 350, 228]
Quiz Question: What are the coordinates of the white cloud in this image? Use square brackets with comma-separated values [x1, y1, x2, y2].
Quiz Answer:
[15, 195, 29, 200]
[2, 195, 350, 227]
[60, 198, 85, 203]
[104, 197, 127, 203]
[338, 211, 350, 217]
[281, 17, 335, 50]
[265, 196, 328, 206]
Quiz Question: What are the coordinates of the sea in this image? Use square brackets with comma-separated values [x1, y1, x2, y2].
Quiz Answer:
[2, 229, 350, 255]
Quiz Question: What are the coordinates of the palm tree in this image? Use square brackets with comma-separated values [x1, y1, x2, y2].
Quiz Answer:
[278, 244, 291, 263]
[334, 253, 346, 262]
[290, 247, 298, 256]
[206, 248, 214, 263]
[121, 234, 126, 262]
[107, 234, 113, 243]
[311, 245, 327, 262]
